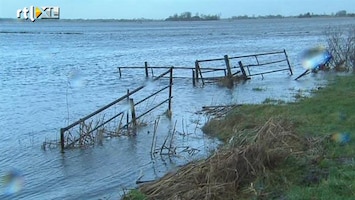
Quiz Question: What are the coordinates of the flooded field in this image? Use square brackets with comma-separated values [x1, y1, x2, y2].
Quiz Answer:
[0, 18, 353, 199]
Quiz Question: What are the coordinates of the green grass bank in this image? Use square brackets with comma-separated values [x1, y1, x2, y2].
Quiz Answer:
[202, 74, 355, 199]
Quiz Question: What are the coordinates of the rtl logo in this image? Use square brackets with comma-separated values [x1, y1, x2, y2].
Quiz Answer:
[17, 6, 60, 22]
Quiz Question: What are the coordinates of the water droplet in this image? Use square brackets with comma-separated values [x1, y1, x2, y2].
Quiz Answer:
[68, 69, 86, 88]
[2, 169, 24, 196]
[301, 46, 332, 70]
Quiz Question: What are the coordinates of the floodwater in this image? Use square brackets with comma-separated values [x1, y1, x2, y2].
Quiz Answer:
[0, 17, 354, 199]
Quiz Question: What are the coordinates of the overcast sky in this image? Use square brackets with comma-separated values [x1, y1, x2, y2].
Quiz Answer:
[1, 0, 354, 19]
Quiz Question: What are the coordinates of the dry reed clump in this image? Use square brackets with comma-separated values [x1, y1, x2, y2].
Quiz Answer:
[139, 118, 306, 200]
[216, 75, 248, 88]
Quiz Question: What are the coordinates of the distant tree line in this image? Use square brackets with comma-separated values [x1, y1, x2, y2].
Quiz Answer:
[166, 12, 220, 21]
[231, 14, 284, 20]
[298, 10, 355, 18]
[230, 10, 355, 20]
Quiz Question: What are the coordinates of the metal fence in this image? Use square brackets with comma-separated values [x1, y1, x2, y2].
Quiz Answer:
[195, 49, 293, 82]
[60, 67, 173, 152]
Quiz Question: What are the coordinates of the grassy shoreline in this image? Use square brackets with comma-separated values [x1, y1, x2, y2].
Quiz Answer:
[201, 73, 355, 199]
[126, 73, 355, 199]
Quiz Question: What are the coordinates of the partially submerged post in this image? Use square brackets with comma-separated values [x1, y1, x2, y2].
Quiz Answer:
[150, 68, 154, 77]
[194, 62, 205, 85]
[192, 69, 196, 86]
[60, 128, 65, 152]
[224, 55, 234, 87]
[167, 67, 173, 117]
[194, 61, 200, 80]
[238, 61, 248, 80]
[283, 49, 293, 75]
[126, 89, 130, 130]
[224, 55, 232, 77]
[130, 98, 137, 127]
[144, 62, 149, 78]
[118, 67, 122, 78]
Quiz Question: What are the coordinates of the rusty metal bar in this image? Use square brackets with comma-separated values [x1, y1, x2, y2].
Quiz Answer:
[248, 68, 290, 77]
[200, 69, 226, 74]
[136, 98, 171, 121]
[196, 57, 225, 62]
[229, 50, 284, 59]
[120, 66, 193, 69]
[153, 68, 172, 80]
[254, 55, 260, 65]
[246, 59, 287, 67]
[85, 111, 125, 136]
[135, 85, 170, 106]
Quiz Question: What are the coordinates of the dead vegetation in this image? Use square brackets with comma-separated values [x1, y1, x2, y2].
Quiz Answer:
[138, 118, 322, 200]
[196, 104, 242, 119]
[325, 25, 355, 71]
[207, 75, 249, 88]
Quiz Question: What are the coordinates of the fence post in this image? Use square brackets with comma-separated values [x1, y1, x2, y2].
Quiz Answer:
[168, 67, 173, 115]
[195, 61, 199, 80]
[283, 49, 293, 75]
[118, 68, 122, 78]
[60, 128, 65, 152]
[126, 89, 130, 129]
[144, 62, 149, 78]
[224, 55, 232, 77]
[238, 61, 248, 80]
[150, 68, 154, 77]
[130, 98, 137, 127]
[192, 69, 196, 86]
[195, 61, 205, 85]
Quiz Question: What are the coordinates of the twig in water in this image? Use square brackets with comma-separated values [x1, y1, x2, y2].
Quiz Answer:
[181, 118, 186, 136]
[150, 117, 160, 158]
[193, 115, 201, 135]
[169, 120, 177, 150]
